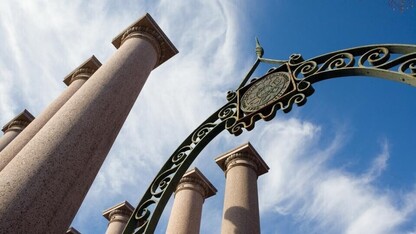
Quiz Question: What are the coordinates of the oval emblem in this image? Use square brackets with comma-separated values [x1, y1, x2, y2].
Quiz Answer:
[240, 72, 291, 113]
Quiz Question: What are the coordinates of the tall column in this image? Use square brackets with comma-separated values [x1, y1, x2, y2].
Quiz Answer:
[0, 13, 177, 234]
[103, 201, 134, 234]
[0, 56, 101, 171]
[215, 142, 269, 234]
[0, 110, 34, 152]
[166, 168, 217, 234]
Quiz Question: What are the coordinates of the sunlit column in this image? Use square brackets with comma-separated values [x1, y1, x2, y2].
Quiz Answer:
[0, 110, 34, 152]
[0, 13, 177, 234]
[166, 168, 217, 234]
[215, 142, 269, 234]
[0, 56, 101, 171]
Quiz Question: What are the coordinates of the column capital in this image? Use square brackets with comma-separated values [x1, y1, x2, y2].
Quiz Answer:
[215, 142, 269, 176]
[66, 227, 81, 234]
[63, 55, 102, 86]
[102, 201, 134, 223]
[2, 109, 35, 133]
[112, 13, 178, 69]
[176, 167, 217, 199]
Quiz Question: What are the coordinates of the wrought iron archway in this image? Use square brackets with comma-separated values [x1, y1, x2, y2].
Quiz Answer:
[123, 42, 416, 234]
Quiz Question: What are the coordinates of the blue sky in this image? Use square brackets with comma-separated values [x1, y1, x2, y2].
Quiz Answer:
[0, 1, 416, 233]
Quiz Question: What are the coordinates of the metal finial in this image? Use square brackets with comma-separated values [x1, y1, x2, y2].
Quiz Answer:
[255, 37, 264, 58]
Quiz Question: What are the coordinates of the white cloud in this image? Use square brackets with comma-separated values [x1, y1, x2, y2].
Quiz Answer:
[1, 1, 415, 234]
[257, 122, 416, 234]
[361, 139, 389, 183]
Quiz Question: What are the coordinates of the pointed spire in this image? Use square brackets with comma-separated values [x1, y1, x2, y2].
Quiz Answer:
[255, 37, 264, 58]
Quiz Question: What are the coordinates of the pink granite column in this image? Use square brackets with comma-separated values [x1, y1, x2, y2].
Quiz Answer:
[166, 168, 216, 234]
[0, 56, 101, 171]
[0, 110, 34, 152]
[103, 201, 134, 234]
[0, 13, 177, 234]
[215, 142, 269, 234]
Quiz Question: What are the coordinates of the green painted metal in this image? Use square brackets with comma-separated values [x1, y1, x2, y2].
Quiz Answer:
[123, 43, 416, 234]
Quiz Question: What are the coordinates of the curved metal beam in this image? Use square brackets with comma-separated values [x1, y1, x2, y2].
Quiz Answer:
[123, 44, 416, 233]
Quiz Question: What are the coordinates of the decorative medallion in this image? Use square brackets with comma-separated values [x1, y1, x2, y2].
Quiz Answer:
[240, 72, 291, 112]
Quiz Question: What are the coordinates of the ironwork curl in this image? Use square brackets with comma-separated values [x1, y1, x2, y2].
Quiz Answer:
[288, 53, 304, 65]
[171, 146, 192, 164]
[293, 60, 318, 78]
[400, 58, 416, 75]
[219, 103, 239, 130]
[358, 47, 390, 67]
[150, 167, 178, 198]
[134, 200, 153, 220]
[320, 53, 355, 71]
[226, 90, 237, 101]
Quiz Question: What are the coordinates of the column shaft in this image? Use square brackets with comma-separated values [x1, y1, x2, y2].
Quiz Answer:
[105, 212, 131, 234]
[216, 143, 269, 234]
[0, 14, 176, 233]
[167, 184, 204, 234]
[222, 160, 260, 234]
[0, 130, 20, 152]
[0, 76, 90, 171]
[166, 168, 216, 234]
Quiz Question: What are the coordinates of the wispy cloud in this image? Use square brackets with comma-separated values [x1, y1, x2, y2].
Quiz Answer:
[257, 123, 416, 234]
[361, 139, 390, 183]
[1, 1, 415, 234]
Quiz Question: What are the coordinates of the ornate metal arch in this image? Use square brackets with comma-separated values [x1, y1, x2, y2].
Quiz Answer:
[123, 43, 416, 233]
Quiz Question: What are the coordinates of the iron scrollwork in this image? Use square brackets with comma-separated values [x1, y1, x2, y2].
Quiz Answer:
[289, 44, 416, 86]
[124, 43, 416, 233]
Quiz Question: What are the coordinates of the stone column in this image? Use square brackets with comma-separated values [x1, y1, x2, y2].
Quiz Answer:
[103, 201, 134, 234]
[166, 168, 217, 234]
[0, 110, 34, 152]
[0, 13, 177, 234]
[215, 142, 269, 234]
[0, 56, 101, 171]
